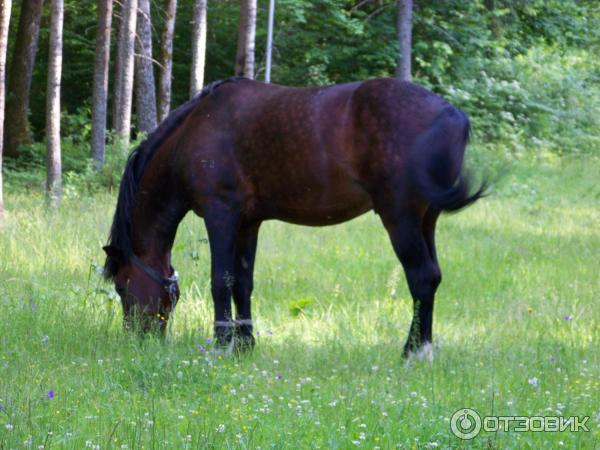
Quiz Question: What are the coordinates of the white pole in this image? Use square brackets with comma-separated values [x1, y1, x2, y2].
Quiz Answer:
[265, 0, 275, 82]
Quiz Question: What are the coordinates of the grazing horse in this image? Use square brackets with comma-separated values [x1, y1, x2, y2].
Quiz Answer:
[103, 77, 484, 357]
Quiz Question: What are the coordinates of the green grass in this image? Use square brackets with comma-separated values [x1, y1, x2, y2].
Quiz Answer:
[1, 157, 599, 449]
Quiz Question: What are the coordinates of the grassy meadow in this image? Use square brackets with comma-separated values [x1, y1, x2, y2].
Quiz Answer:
[0, 156, 599, 449]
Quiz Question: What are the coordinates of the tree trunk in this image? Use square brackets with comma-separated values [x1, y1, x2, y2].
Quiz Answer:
[114, 0, 138, 145]
[4, 0, 43, 158]
[190, 0, 207, 97]
[235, 0, 256, 79]
[46, 0, 63, 204]
[0, 0, 12, 219]
[134, 0, 157, 134]
[111, 2, 120, 131]
[91, 0, 113, 169]
[485, 0, 502, 38]
[264, 0, 274, 82]
[158, 0, 177, 120]
[395, 0, 412, 81]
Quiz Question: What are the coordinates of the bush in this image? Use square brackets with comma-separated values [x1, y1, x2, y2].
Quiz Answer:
[437, 44, 600, 159]
[5, 125, 139, 198]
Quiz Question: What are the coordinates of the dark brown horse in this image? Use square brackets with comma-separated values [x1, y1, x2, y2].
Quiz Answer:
[103, 77, 484, 357]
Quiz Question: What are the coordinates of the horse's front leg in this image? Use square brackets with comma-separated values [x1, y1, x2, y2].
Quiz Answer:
[232, 222, 261, 352]
[204, 204, 240, 351]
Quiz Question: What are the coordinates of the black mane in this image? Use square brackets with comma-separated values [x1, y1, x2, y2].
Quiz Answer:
[103, 78, 240, 280]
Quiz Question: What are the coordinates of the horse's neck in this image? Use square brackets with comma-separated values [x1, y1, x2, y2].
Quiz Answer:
[130, 183, 187, 268]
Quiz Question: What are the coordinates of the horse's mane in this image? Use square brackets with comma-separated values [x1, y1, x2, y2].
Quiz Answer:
[103, 77, 240, 280]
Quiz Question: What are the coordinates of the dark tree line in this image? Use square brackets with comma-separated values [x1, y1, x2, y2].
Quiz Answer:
[0, 0, 270, 205]
[0, 0, 415, 207]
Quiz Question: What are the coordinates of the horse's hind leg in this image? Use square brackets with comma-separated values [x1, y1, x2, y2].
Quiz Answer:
[381, 212, 441, 359]
[232, 222, 261, 351]
[423, 207, 441, 274]
[204, 204, 240, 349]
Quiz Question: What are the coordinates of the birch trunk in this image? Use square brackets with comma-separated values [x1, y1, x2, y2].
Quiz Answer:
[395, 0, 412, 81]
[0, 0, 12, 219]
[46, 0, 64, 203]
[91, 0, 113, 168]
[114, 0, 138, 145]
[264, 0, 274, 82]
[189, 0, 207, 97]
[134, 0, 157, 134]
[158, 0, 177, 119]
[235, 0, 256, 79]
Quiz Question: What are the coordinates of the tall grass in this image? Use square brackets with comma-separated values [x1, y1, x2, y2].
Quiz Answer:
[1, 157, 598, 448]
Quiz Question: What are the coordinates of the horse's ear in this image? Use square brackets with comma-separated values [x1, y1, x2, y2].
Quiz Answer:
[103, 245, 123, 262]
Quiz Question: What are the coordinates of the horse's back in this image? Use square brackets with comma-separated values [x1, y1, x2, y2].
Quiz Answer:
[179, 78, 453, 224]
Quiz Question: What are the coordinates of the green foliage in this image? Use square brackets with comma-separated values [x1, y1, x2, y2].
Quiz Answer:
[407, 0, 600, 157]
[514, 47, 600, 155]
[61, 146, 127, 198]
[2, 142, 47, 191]
[4, 107, 138, 196]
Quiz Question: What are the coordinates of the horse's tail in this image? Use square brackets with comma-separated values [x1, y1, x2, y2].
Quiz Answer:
[409, 106, 486, 212]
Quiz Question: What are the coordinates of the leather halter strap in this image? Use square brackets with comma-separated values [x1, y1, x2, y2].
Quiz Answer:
[129, 253, 179, 306]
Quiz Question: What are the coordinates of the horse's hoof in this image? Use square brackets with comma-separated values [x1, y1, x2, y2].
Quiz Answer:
[403, 342, 434, 363]
[234, 330, 256, 355]
[213, 337, 235, 357]
[214, 326, 235, 354]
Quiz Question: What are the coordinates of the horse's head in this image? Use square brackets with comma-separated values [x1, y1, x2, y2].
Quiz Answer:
[103, 246, 180, 335]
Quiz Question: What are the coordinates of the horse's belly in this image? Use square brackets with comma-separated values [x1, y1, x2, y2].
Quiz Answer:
[263, 185, 374, 226]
